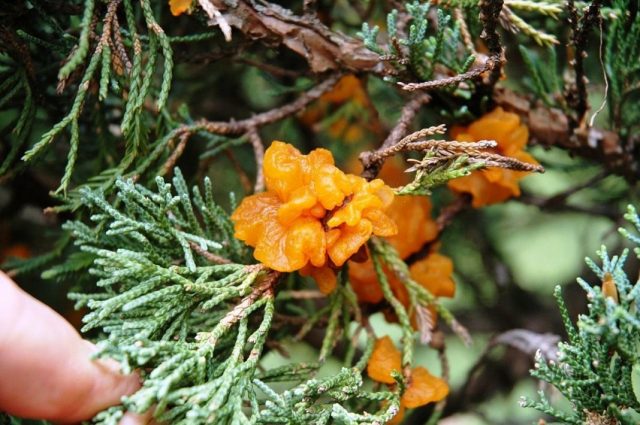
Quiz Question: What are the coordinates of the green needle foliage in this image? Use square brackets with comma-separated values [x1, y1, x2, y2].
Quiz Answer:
[605, 0, 640, 137]
[358, 1, 475, 84]
[60, 169, 402, 424]
[522, 205, 640, 424]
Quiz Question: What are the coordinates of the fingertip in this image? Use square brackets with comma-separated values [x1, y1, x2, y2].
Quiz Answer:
[118, 409, 154, 425]
[66, 354, 141, 422]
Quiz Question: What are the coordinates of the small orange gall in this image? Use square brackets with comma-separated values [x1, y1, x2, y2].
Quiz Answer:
[400, 366, 449, 408]
[169, 0, 191, 16]
[231, 141, 397, 293]
[367, 336, 402, 384]
[602, 272, 619, 303]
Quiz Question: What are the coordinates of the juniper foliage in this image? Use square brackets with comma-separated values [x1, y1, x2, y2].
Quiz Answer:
[58, 169, 408, 424]
[522, 205, 640, 424]
[358, 2, 476, 85]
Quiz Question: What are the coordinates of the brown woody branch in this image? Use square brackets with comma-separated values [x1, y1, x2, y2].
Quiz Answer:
[566, 0, 603, 127]
[196, 266, 279, 347]
[210, 0, 392, 75]
[194, 73, 341, 135]
[478, 0, 504, 89]
[493, 87, 639, 182]
[397, 61, 492, 92]
[197, 0, 639, 183]
[359, 93, 431, 180]
[157, 74, 341, 187]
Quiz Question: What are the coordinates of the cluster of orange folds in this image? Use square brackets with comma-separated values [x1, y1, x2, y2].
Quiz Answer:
[231, 105, 538, 423]
[367, 336, 449, 423]
[448, 107, 539, 207]
[232, 141, 398, 293]
[299, 75, 374, 144]
[169, 0, 191, 16]
[348, 160, 456, 307]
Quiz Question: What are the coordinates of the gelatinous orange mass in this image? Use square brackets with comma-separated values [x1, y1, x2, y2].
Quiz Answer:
[348, 257, 383, 303]
[232, 141, 398, 291]
[263, 142, 308, 201]
[373, 160, 438, 258]
[409, 253, 456, 298]
[401, 367, 449, 408]
[300, 265, 337, 294]
[319, 75, 368, 106]
[348, 159, 452, 306]
[447, 107, 539, 208]
[327, 220, 374, 267]
[169, 0, 191, 16]
[367, 338, 449, 413]
[367, 336, 402, 384]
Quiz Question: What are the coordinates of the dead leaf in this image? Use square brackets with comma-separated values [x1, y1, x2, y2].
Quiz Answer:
[210, 0, 391, 74]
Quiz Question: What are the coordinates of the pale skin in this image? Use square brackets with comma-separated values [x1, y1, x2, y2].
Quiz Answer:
[0, 271, 147, 424]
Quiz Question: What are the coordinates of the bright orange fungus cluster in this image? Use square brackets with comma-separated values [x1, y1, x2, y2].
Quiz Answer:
[367, 336, 449, 423]
[299, 75, 373, 144]
[448, 107, 539, 208]
[348, 160, 455, 307]
[169, 0, 191, 16]
[231, 141, 398, 293]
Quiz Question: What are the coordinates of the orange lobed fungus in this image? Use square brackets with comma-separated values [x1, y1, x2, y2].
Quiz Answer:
[317, 74, 369, 106]
[347, 160, 455, 306]
[0, 243, 31, 263]
[401, 366, 450, 408]
[367, 336, 402, 384]
[367, 336, 449, 422]
[169, 0, 191, 16]
[447, 107, 539, 208]
[298, 75, 373, 144]
[231, 141, 397, 293]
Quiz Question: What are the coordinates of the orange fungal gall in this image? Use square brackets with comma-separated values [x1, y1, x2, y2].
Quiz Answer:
[447, 107, 539, 208]
[367, 336, 402, 384]
[366, 336, 450, 417]
[231, 141, 397, 293]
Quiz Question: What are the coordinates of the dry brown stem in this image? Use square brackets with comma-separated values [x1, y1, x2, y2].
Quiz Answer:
[359, 93, 431, 180]
[210, 0, 391, 74]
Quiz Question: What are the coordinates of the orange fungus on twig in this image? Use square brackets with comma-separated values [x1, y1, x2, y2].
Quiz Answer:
[448, 107, 539, 207]
[169, 0, 192, 16]
[231, 141, 397, 293]
[367, 335, 449, 417]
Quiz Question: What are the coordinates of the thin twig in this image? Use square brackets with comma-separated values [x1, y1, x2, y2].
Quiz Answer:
[369, 124, 447, 164]
[567, 0, 603, 127]
[423, 334, 449, 425]
[360, 93, 431, 180]
[225, 149, 253, 194]
[146, 74, 341, 189]
[398, 63, 491, 92]
[198, 267, 278, 347]
[161, 131, 190, 175]
[189, 241, 232, 264]
[589, 12, 607, 128]
[478, 0, 504, 88]
[278, 290, 327, 300]
[196, 73, 342, 135]
[246, 127, 265, 192]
